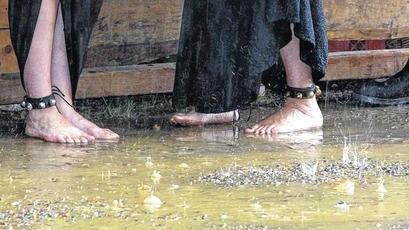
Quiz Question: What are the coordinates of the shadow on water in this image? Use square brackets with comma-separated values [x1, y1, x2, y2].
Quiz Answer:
[1, 103, 409, 228]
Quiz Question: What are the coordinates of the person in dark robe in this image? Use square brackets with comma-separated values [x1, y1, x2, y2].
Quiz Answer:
[9, 0, 119, 143]
[170, 0, 328, 134]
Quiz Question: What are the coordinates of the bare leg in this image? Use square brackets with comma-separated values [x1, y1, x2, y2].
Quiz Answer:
[50, 4, 119, 140]
[24, 0, 94, 143]
[170, 110, 236, 126]
[245, 31, 323, 134]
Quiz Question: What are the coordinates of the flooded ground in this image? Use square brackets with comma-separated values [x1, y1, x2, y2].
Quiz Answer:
[1, 103, 409, 229]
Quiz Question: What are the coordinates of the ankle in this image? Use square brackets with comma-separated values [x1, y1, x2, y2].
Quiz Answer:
[27, 106, 58, 117]
[56, 100, 75, 114]
[284, 97, 320, 114]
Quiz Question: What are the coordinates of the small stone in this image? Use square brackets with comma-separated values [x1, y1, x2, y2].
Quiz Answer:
[334, 201, 349, 211]
[143, 195, 162, 208]
[179, 163, 190, 169]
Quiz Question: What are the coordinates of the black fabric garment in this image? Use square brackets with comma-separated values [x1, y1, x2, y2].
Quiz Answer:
[173, 0, 328, 113]
[8, 0, 103, 98]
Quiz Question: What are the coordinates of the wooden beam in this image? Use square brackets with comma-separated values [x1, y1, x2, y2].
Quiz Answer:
[0, 0, 7, 29]
[0, 63, 176, 104]
[3, 0, 409, 75]
[324, 49, 409, 81]
[0, 29, 18, 74]
[76, 63, 175, 98]
[1, 49, 409, 104]
[86, 0, 182, 67]
[325, 0, 409, 40]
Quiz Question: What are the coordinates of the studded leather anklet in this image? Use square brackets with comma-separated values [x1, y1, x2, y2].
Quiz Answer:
[285, 85, 322, 99]
[21, 95, 57, 111]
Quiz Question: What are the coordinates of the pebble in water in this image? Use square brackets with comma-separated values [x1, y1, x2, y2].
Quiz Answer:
[143, 195, 162, 209]
[334, 201, 350, 211]
[179, 163, 190, 169]
[199, 160, 409, 187]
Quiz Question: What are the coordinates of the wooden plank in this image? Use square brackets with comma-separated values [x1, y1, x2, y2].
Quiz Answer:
[324, 49, 409, 81]
[1, 49, 409, 104]
[0, 29, 18, 74]
[0, 0, 7, 29]
[3, 0, 409, 73]
[86, 0, 183, 67]
[76, 63, 175, 98]
[0, 63, 176, 104]
[325, 0, 409, 40]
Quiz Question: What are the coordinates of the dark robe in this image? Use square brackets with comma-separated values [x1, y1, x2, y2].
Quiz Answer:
[8, 0, 103, 98]
[173, 0, 328, 113]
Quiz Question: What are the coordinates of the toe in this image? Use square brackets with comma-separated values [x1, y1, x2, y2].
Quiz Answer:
[85, 133, 96, 142]
[55, 135, 67, 143]
[65, 136, 75, 144]
[259, 126, 268, 134]
[103, 129, 120, 139]
[72, 137, 82, 144]
[255, 126, 265, 135]
[80, 136, 89, 143]
[245, 125, 259, 134]
[266, 125, 276, 135]
[171, 115, 188, 126]
[170, 114, 184, 124]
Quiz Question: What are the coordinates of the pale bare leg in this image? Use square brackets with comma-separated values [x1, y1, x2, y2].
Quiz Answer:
[170, 110, 236, 126]
[245, 31, 323, 134]
[50, 4, 119, 140]
[24, 0, 94, 143]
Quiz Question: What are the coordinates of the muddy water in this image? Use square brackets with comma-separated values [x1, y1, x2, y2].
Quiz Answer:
[1, 106, 409, 229]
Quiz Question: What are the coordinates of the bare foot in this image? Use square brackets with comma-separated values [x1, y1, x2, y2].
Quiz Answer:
[170, 111, 236, 126]
[57, 103, 119, 140]
[245, 98, 323, 134]
[25, 107, 95, 143]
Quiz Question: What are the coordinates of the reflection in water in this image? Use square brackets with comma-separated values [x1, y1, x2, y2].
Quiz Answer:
[0, 112, 409, 228]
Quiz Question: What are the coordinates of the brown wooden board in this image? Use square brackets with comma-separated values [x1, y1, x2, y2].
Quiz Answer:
[0, 29, 18, 74]
[85, 0, 182, 68]
[0, 63, 176, 104]
[2, 0, 409, 73]
[325, 49, 409, 81]
[0, 0, 8, 29]
[324, 0, 409, 40]
[1, 49, 409, 104]
[2, 0, 409, 104]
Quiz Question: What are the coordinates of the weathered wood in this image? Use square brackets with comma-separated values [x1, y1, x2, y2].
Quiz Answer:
[2, 0, 409, 104]
[325, 49, 409, 81]
[2, 0, 409, 72]
[1, 50, 409, 104]
[324, 0, 409, 40]
[76, 63, 175, 98]
[0, 29, 18, 74]
[86, 0, 182, 67]
[0, 0, 7, 29]
[0, 63, 176, 104]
